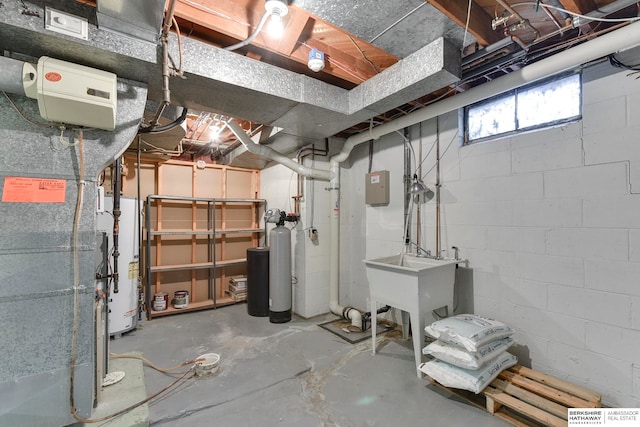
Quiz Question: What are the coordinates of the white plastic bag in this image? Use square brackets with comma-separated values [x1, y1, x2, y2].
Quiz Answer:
[424, 314, 513, 352]
[419, 351, 518, 394]
[422, 337, 514, 370]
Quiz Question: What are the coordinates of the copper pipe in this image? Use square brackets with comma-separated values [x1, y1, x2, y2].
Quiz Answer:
[435, 119, 440, 258]
[294, 139, 329, 215]
[416, 123, 422, 251]
[148, 0, 178, 128]
[496, 0, 540, 37]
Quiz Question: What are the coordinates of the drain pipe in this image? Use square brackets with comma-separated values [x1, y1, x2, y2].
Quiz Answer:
[328, 19, 640, 327]
[328, 160, 362, 329]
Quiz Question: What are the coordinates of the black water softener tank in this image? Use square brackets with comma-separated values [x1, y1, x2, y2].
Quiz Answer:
[246, 247, 269, 317]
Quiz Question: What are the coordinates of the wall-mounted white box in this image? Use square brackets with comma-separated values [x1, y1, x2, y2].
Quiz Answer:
[365, 170, 390, 205]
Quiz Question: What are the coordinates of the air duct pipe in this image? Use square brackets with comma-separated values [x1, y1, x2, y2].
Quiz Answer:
[226, 119, 330, 180]
[0, 56, 27, 96]
[327, 19, 640, 328]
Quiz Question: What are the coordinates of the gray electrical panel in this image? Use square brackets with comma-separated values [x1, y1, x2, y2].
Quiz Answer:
[365, 170, 390, 205]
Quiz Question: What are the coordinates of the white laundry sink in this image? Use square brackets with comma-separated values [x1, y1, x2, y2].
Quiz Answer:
[363, 253, 458, 377]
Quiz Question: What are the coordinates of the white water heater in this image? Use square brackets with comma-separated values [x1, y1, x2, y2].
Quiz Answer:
[96, 196, 139, 336]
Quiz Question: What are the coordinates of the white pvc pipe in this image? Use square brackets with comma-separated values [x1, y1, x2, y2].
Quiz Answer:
[328, 20, 640, 327]
[335, 21, 640, 156]
[327, 161, 362, 329]
[226, 119, 331, 180]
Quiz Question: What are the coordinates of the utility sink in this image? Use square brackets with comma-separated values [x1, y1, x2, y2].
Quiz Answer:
[363, 253, 458, 377]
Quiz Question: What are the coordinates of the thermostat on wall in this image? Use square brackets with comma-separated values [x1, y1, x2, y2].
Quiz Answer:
[365, 170, 390, 205]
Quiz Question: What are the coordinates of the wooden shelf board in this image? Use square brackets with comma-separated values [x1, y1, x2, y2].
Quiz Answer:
[215, 228, 264, 235]
[151, 230, 216, 236]
[215, 296, 240, 307]
[150, 258, 247, 272]
[150, 262, 213, 273]
[151, 299, 215, 317]
[217, 258, 247, 267]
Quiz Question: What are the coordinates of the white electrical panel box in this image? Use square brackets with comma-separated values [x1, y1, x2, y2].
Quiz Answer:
[24, 56, 117, 131]
[365, 170, 390, 205]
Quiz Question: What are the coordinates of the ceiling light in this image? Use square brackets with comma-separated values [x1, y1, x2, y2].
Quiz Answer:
[209, 123, 223, 141]
[265, 0, 288, 38]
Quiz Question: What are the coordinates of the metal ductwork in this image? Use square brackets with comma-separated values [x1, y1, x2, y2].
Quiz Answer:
[0, 1, 460, 168]
[96, 0, 165, 43]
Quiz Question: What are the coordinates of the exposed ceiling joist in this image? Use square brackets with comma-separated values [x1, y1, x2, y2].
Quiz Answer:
[560, 0, 599, 14]
[173, 0, 397, 86]
[427, 0, 501, 46]
[560, 0, 599, 32]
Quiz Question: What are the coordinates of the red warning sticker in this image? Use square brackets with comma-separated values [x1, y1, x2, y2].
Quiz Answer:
[1, 177, 67, 203]
[45, 72, 62, 82]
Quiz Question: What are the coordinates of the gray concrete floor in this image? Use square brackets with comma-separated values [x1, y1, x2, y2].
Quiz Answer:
[110, 304, 510, 427]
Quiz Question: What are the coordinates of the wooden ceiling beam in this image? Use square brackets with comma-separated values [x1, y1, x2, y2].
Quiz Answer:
[306, 36, 377, 83]
[559, 0, 598, 14]
[271, 7, 310, 56]
[427, 0, 501, 46]
[559, 0, 598, 31]
[173, 0, 395, 85]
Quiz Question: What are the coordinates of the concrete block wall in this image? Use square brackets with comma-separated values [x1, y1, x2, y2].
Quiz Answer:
[441, 66, 640, 407]
[337, 63, 640, 407]
[261, 63, 640, 406]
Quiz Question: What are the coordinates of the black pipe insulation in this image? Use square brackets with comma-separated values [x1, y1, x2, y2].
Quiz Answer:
[112, 158, 121, 294]
[362, 305, 391, 322]
[361, 305, 391, 331]
[138, 106, 188, 134]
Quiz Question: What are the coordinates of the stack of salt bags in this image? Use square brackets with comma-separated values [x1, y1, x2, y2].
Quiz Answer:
[418, 314, 517, 394]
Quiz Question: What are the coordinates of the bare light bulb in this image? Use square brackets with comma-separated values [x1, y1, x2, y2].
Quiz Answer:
[209, 124, 223, 142]
[265, 0, 288, 39]
[268, 13, 284, 38]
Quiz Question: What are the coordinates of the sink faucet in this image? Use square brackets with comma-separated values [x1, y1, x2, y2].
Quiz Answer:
[451, 246, 460, 261]
[415, 245, 431, 257]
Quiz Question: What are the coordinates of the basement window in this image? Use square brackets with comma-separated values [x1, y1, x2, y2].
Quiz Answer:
[464, 72, 582, 144]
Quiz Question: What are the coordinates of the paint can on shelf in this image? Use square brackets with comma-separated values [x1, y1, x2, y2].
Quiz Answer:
[153, 292, 168, 311]
[173, 290, 189, 309]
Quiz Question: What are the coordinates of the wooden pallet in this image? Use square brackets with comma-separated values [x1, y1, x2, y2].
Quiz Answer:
[429, 365, 602, 427]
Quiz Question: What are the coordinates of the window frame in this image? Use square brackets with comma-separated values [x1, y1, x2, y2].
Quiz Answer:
[463, 71, 583, 145]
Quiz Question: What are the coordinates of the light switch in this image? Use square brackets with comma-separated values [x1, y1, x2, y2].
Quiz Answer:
[45, 7, 88, 40]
